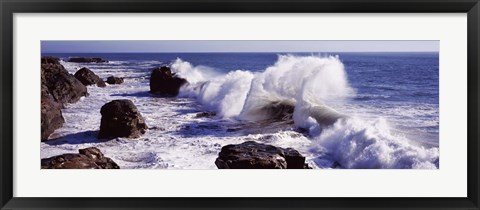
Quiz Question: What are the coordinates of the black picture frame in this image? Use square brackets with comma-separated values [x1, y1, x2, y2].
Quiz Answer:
[1, 0, 479, 209]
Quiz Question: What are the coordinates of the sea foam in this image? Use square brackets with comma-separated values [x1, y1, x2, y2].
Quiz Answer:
[311, 117, 439, 169]
[174, 55, 353, 120]
[172, 55, 440, 169]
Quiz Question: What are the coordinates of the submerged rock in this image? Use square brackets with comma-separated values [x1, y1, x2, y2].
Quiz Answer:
[106, 76, 124, 85]
[149, 66, 187, 96]
[195, 111, 216, 118]
[262, 102, 295, 120]
[41, 60, 88, 105]
[98, 99, 148, 139]
[41, 85, 64, 141]
[215, 141, 311, 169]
[41, 147, 120, 169]
[68, 57, 108, 63]
[74, 67, 106, 87]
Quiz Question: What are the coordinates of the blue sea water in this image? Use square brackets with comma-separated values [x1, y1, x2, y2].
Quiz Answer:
[42, 52, 439, 169]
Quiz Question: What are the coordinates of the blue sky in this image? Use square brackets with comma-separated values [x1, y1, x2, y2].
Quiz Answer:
[41, 40, 439, 53]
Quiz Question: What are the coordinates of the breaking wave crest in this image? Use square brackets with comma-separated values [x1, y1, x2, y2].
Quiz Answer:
[311, 117, 439, 169]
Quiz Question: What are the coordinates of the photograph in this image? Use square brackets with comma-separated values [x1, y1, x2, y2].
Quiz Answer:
[40, 40, 439, 169]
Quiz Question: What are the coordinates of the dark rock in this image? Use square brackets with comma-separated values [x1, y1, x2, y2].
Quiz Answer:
[98, 99, 148, 139]
[96, 80, 107, 87]
[68, 57, 108, 63]
[41, 56, 60, 64]
[262, 102, 295, 120]
[78, 147, 119, 169]
[74, 67, 106, 87]
[41, 85, 64, 141]
[149, 66, 188, 96]
[215, 141, 286, 169]
[41, 147, 120, 169]
[106, 76, 124, 85]
[215, 141, 311, 169]
[283, 148, 308, 169]
[41, 62, 88, 105]
[226, 127, 241, 132]
[149, 126, 165, 131]
[195, 111, 216, 118]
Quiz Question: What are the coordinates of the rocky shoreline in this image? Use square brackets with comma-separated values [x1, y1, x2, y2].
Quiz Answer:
[68, 57, 108, 63]
[41, 147, 119, 169]
[40, 56, 311, 169]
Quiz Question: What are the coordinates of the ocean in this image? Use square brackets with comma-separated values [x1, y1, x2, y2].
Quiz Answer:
[41, 52, 439, 169]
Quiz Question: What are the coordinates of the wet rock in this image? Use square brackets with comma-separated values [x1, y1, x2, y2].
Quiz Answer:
[215, 141, 311, 169]
[41, 56, 60, 64]
[77, 147, 120, 169]
[68, 57, 108, 63]
[215, 141, 286, 169]
[149, 126, 165, 131]
[74, 67, 106, 87]
[262, 102, 295, 120]
[106, 76, 124, 85]
[96, 80, 107, 87]
[149, 66, 187, 96]
[283, 148, 309, 169]
[195, 111, 216, 118]
[41, 147, 120, 169]
[41, 85, 64, 141]
[98, 99, 148, 139]
[41, 59, 88, 105]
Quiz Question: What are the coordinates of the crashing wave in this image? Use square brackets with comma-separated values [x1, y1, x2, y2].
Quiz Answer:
[170, 55, 439, 169]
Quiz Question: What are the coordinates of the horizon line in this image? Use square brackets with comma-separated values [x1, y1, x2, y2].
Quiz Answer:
[41, 51, 440, 54]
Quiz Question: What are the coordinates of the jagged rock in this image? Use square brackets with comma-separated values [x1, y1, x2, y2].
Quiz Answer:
[96, 80, 107, 87]
[215, 141, 311, 169]
[262, 102, 295, 120]
[41, 56, 60, 64]
[149, 66, 187, 96]
[106, 76, 124, 85]
[41, 85, 64, 141]
[98, 99, 148, 139]
[41, 147, 120, 169]
[40, 56, 88, 141]
[74, 67, 106, 87]
[283, 148, 310, 169]
[68, 57, 108, 63]
[41, 59, 88, 105]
